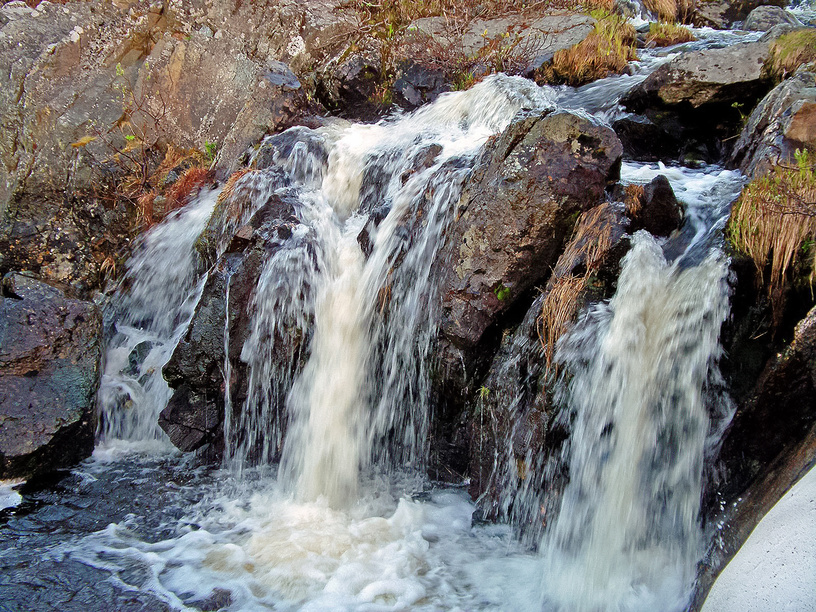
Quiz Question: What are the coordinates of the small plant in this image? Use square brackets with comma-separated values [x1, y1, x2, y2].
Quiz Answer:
[204, 141, 218, 162]
[478, 385, 491, 400]
[765, 29, 816, 82]
[728, 148, 816, 326]
[645, 22, 695, 47]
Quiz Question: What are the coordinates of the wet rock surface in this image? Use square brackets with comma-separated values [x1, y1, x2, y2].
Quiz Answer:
[729, 69, 816, 177]
[0, 454, 216, 612]
[435, 109, 622, 349]
[0, 273, 101, 479]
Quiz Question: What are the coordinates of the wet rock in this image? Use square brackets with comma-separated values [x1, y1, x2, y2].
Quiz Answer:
[694, 0, 786, 29]
[393, 61, 448, 109]
[744, 5, 804, 31]
[0, 273, 101, 479]
[463, 202, 630, 533]
[612, 115, 682, 161]
[625, 175, 684, 237]
[316, 51, 382, 115]
[162, 193, 305, 453]
[435, 109, 623, 349]
[728, 69, 816, 178]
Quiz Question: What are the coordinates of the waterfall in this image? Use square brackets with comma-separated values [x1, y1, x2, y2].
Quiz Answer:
[230, 75, 554, 504]
[96, 190, 218, 444]
[540, 232, 731, 611]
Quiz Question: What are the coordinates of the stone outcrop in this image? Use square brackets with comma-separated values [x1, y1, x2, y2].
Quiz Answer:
[694, 0, 786, 29]
[729, 69, 816, 178]
[626, 174, 684, 237]
[0, 273, 101, 478]
[744, 5, 804, 31]
[435, 109, 623, 349]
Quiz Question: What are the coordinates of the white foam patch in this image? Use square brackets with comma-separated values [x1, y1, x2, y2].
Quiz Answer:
[702, 465, 816, 612]
[0, 480, 24, 511]
[66, 480, 541, 611]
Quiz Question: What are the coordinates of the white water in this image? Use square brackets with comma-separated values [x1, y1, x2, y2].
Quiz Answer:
[96, 190, 219, 443]
[80, 37, 749, 609]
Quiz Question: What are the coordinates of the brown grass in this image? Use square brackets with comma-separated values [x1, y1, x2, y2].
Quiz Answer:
[537, 274, 586, 374]
[538, 204, 620, 374]
[643, 0, 695, 23]
[166, 166, 214, 210]
[646, 22, 696, 47]
[765, 30, 816, 82]
[728, 150, 816, 324]
[542, 10, 637, 86]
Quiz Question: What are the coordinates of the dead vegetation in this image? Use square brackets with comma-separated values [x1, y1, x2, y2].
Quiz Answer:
[537, 204, 619, 374]
[643, 0, 695, 23]
[728, 149, 816, 325]
[540, 10, 637, 86]
[646, 21, 696, 47]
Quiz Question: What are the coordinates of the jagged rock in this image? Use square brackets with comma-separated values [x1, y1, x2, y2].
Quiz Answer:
[0, 273, 101, 478]
[744, 5, 804, 31]
[161, 192, 304, 453]
[626, 175, 684, 237]
[316, 51, 382, 114]
[435, 109, 623, 349]
[729, 69, 816, 178]
[694, 0, 786, 29]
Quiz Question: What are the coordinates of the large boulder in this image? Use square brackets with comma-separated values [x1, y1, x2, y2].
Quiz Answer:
[462, 202, 630, 532]
[744, 5, 804, 31]
[435, 109, 623, 349]
[694, 0, 786, 29]
[728, 69, 816, 178]
[0, 273, 101, 479]
[621, 36, 780, 161]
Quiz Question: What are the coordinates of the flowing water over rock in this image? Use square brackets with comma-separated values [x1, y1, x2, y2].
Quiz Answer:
[2, 33, 749, 611]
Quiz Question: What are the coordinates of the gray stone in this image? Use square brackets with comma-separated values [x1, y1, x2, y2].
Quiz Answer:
[0, 273, 101, 479]
[744, 5, 804, 31]
[729, 70, 816, 178]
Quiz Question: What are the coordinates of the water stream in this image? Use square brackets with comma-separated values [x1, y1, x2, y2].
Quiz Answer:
[2, 31, 750, 612]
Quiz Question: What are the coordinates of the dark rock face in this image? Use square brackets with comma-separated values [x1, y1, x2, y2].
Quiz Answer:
[393, 62, 448, 109]
[316, 51, 383, 116]
[743, 5, 803, 31]
[729, 70, 816, 178]
[435, 110, 623, 349]
[0, 273, 101, 478]
[161, 191, 305, 454]
[628, 175, 684, 237]
[464, 202, 631, 534]
[612, 115, 681, 161]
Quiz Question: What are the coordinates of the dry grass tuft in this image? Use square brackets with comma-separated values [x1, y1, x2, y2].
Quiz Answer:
[728, 149, 816, 324]
[538, 204, 620, 374]
[643, 0, 695, 23]
[537, 274, 586, 374]
[166, 166, 214, 210]
[646, 22, 696, 47]
[765, 30, 816, 82]
[542, 10, 637, 86]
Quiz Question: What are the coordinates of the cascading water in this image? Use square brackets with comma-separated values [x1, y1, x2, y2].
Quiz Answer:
[541, 232, 731, 612]
[96, 190, 219, 444]
[4, 28, 759, 612]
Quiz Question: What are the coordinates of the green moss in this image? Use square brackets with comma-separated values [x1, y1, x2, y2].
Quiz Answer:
[765, 30, 816, 81]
